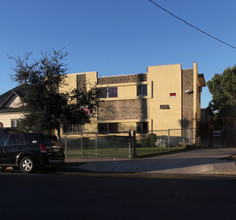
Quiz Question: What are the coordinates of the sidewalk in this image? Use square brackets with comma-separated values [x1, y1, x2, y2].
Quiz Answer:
[66, 148, 236, 175]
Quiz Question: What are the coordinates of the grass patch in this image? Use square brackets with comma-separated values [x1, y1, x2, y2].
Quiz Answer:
[66, 148, 129, 159]
[65, 145, 194, 159]
[135, 145, 193, 158]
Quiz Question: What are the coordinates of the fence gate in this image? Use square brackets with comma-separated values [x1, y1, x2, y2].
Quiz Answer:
[206, 118, 236, 148]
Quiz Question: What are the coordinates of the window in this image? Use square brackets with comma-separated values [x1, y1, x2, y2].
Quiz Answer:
[97, 87, 118, 98]
[136, 122, 148, 133]
[8, 134, 22, 145]
[137, 85, 147, 96]
[97, 87, 107, 98]
[0, 136, 8, 146]
[98, 123, 118, 133]
[63, 124, 83, 134]
[11, 119, 18, 128]
[108, 87, 117, 98]
[23, 134, 42, 145]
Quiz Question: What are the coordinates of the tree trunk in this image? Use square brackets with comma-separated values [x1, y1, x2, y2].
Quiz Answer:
[57, 128, 61, 141]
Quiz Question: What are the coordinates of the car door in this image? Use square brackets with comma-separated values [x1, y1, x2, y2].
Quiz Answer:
[0, 136, 9, 163]
[4, 134, 23, 164]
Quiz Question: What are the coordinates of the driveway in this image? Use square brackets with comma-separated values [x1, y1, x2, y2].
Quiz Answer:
[79, 148, 236, 174]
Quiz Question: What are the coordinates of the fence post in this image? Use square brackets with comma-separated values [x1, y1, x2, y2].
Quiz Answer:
[168, 129, 170, 151]
[188, 128, 193, 146]
[129, 130, 132, 159]
[81, 132, 83, 159]
[188, 128, 191, 145]
[64, 136, 67, 159]
[95, 133, 98, 158]
[133, 130, 136, 158]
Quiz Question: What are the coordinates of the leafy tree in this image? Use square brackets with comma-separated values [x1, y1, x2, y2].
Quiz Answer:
[207, 65, 236, 117]
[10, 49, 99, 139]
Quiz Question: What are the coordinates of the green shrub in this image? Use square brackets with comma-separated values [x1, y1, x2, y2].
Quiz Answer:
[137, 133, 158, 147]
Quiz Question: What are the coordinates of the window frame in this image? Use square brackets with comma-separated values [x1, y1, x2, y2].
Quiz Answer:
[136, 122, 148, 133]
[98, 123, 119, 133]
[63, 124, 83, 134]
[137, 84, 147, 97]
[98, 87, 118, 98]
[11, 119, 18, 128]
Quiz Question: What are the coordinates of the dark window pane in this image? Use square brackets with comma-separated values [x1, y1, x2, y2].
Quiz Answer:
[0, 136, 8, 146]
[8, 134, 21, 145]
[108, 123, 118, 133]
[98, 123, 108, 133]
[43, 135, 60, 146]
[142, 122, 148, 133]
[137, 85, 141, 96]
[98, 123, 118, 133]
[63, 124, 82, 134]
[142, 85, 147, 96]
[137, 85, 147, 96]
[136, 122, 142, 133]
[136, 122, 148, 133]
[23, 134, 42, 145]
[108, 87, 117, 98]
[97, 87, 107, 98]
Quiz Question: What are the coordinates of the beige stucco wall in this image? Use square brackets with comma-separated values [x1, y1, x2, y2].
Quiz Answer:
[0, 112, 23, 127]
[147, 64, 182, 132]
[60, 73, 77, 94]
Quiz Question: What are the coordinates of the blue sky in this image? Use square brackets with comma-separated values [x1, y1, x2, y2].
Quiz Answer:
[0, 0, 236, 108]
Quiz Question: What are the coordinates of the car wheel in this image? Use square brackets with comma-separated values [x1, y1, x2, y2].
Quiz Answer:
[20, 157, 35, 173]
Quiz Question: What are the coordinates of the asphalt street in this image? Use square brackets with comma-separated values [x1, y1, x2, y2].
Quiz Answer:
[0, 171, 236, 220]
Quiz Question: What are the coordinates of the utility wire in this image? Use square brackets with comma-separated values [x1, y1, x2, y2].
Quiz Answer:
[148, 0, 236, 50]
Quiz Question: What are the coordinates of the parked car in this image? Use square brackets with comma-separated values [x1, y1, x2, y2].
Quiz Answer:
[0, 133, 65, 173]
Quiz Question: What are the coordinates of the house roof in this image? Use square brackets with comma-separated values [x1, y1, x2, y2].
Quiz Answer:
[0, 84, 27, 110]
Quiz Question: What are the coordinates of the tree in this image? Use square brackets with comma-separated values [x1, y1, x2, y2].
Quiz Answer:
[10, 49, 99, 139]
[207, 65, 236, 117]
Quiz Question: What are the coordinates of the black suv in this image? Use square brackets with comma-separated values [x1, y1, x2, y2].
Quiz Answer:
[0, 133, 65, 173]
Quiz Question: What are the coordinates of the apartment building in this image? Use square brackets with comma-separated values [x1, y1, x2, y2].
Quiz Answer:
[60, 62, 205, 145]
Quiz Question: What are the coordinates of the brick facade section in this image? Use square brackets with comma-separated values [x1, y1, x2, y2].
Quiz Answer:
[77, 74, 86, 89]
[98, 74, 147, 85]
[182, 69, 193, 131]
[98, 99, 147, 120]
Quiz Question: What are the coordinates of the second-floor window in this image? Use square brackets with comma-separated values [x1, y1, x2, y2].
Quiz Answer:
[108, 87, 117, 97]
[137, 84, 147, 96]
[98, 87, 118, 98]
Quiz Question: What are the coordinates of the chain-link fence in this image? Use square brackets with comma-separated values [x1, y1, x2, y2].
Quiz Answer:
[62, 132, 131, 159]
[148, 128, 194, 147]
[62, 128, 195, 160]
